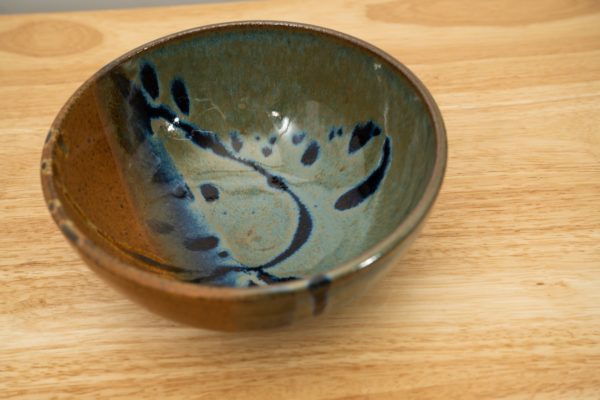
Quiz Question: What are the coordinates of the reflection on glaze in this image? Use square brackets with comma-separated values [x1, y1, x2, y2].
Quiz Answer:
[111, 62, 393, 287]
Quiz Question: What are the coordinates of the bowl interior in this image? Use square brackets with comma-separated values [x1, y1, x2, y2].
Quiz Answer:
[47, 24, 438, 287]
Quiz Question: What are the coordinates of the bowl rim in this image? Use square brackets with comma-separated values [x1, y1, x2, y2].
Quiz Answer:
[41, 20, 447, 299]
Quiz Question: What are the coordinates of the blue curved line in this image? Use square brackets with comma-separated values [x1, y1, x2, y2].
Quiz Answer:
[124, 77, 313, 272]
[334, 137, 391, 211]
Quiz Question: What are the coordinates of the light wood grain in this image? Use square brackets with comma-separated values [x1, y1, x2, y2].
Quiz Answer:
[1, 1, 600, 398]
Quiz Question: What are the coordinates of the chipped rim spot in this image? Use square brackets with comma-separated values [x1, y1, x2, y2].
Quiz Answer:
[308, 274, 332, 315]
[40, 158, 52, 175]
[47, 199, 61, 213]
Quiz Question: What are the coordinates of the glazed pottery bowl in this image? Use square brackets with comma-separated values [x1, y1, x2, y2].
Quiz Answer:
[41, 21, 446, 331]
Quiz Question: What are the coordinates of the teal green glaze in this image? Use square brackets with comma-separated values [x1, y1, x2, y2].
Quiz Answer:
[95, 24, 437, 287]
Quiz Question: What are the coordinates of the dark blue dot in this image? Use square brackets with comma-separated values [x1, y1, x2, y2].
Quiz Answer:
[292, 132, 306, 145]
[262, 147, 272, 157]
[328, 129, 335, 141]
[255, 135, 260, 141]
[218, 251, 228, 258]
[301, 140, 319, 166]
[200, 183, 219, 202]
[269, 136, 277, 145]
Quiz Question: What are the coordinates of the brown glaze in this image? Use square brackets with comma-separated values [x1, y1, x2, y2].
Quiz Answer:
[40, 21, 447, 331]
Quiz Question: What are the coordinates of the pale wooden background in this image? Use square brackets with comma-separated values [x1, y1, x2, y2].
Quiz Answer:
[1, 0, 599, 398]
[0, 0, 236, 15]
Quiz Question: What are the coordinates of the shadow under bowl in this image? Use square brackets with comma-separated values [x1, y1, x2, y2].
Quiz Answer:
[41, 21, 446, 331]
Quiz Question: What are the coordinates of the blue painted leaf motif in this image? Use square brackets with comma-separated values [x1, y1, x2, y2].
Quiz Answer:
[348, 120, 381, 154]
[171, 78, 190, 115]
[115, 62, 393, 286]
[127, 63, 315, 277]
[140, 63, 159, 99]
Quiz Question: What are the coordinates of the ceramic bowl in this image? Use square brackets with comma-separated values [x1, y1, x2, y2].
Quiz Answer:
[41, 21, 446, 331]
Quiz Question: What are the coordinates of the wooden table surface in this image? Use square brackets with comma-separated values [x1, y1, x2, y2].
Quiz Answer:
[2, 0, 600, 398]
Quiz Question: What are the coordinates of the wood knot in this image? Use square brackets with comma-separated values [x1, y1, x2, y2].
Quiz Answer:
[0, 20, 101, 57]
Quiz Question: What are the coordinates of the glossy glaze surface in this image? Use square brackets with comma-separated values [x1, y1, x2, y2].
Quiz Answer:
[93, 26, 436, 287]
[41, 21, 446, 329]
